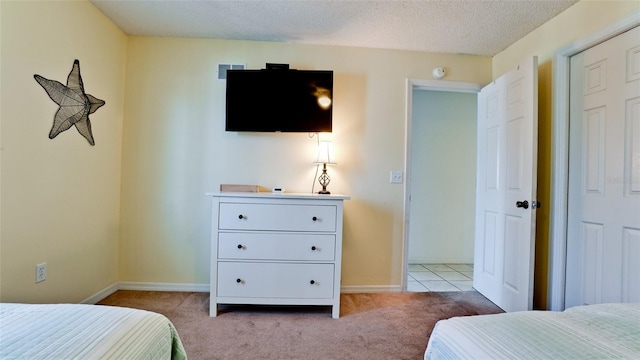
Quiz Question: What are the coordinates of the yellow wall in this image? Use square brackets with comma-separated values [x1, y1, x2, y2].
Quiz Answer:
[4, 0, 635, 306]
[493, 0, 639, 309]
[0, 0, 3, 302]
[119, 36, 492, 286]
[0, 0, 127, 302]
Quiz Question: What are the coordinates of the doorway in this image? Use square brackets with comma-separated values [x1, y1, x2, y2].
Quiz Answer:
[402, 80, 481, 292]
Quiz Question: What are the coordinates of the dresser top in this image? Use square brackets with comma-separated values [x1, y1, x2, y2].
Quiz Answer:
[206, 192, 350, 200]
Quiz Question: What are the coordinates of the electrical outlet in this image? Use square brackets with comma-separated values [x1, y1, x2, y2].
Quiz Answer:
[36, 263, 47, 283]
[390, 171, 403, 184]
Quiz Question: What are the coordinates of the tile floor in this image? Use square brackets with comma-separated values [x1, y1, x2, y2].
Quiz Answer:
[407, 263, 474, 292]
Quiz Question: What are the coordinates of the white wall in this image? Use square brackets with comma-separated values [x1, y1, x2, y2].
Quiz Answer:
[408, 90, 477, 264]
[0, 0, 127, 303]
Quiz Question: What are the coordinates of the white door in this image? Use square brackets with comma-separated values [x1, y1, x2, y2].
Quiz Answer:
[565, 26, 640, 308]
[474, 56, 538, 312]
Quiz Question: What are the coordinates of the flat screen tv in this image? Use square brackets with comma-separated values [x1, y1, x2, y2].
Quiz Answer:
[225, 69, 333, 132]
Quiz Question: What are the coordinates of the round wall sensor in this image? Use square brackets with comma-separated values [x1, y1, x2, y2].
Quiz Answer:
[432, 67, 446, 79]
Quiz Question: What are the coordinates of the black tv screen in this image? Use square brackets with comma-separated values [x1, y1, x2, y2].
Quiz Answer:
[225, 69, 333, 132]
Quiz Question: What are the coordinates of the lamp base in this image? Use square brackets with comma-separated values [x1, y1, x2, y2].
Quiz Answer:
[317, 163, 332, 195]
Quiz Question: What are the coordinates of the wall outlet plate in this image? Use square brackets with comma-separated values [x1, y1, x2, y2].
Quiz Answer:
[36, 263, 47, 283]
[390, 171, 403, 184]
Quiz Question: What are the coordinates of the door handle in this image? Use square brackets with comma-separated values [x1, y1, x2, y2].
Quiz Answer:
[516, 200, 529, 209]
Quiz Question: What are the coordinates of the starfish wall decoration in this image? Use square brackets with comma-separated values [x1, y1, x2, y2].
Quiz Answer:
[34, 59, 105, 146]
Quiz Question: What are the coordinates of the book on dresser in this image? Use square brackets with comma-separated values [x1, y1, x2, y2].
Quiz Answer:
[207, 192, 349, 318]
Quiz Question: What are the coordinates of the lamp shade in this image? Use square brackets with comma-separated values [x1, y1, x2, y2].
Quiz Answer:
[314, 140, 337, 164]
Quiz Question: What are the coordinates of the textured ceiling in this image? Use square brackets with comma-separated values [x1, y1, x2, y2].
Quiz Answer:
[90, 0, 578, 56]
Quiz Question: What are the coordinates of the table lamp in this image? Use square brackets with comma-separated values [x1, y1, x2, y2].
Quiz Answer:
[314, 140, 336, 194]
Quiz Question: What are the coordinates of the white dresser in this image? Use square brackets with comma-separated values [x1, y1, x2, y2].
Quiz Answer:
[208, 192, 349, 318]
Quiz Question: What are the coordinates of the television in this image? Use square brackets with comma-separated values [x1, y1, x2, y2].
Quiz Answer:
[225, 69, 333, 132]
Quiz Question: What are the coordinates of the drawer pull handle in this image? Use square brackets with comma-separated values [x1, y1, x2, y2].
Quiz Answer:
[311, 246, 317, 251]
[236, 278, 242, 283]
[237, 244, 243, 249]
[310, 280, 315, 285]
[312, 216, 318, 221]
[238, 214, 244, 219]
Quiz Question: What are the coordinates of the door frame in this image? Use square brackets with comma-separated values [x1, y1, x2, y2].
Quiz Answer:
[549, 11, 640, 311]
[402, 79, 482, 291]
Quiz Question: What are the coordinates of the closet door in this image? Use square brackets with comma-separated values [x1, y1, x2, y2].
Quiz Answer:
[566, 26, 640, 308]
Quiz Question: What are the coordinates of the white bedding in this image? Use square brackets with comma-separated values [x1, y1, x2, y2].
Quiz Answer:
[0, 303, 187, 359]
[425, 302, 640, 359]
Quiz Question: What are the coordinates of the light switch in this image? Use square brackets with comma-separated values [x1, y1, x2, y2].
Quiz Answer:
[390, 171, 403, 184]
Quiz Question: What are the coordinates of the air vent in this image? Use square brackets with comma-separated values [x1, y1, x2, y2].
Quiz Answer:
[218, 63, 245, 80]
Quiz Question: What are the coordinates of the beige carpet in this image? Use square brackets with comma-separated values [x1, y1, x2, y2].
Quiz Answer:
[98, 290, 502, 360]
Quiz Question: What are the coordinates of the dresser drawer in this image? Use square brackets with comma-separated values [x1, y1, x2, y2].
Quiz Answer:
[219, 232, 336, 261]
[217, 262, 334, 299]
[219, 203, 336, 232]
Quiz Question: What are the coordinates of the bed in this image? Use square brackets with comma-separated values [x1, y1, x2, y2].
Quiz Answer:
[0, 303, 187, 359]
[425, 302, 640, 359]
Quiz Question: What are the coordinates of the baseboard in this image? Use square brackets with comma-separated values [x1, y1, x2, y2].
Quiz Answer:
[85, 282, 401, 304]
[341, 285, 402, 293]
[408, 259, 474, 265]
[118, 282, 210, 293]
[119, 283, 399, 294]
[84, 282, 209, 304]
[81, 282, 119, 304]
